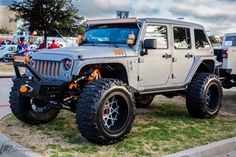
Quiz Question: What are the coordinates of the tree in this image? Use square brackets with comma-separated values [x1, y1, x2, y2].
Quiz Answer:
[208, 35, 219, 44]
[9, 0, 84, 47]
[0, 26, 13, 35]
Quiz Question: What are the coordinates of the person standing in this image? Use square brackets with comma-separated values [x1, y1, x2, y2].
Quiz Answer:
[49, 40, 58, 49]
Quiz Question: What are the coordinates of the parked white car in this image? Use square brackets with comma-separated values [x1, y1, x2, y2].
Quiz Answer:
[220, 33, 236, 88]
[0, 45, 18, 60]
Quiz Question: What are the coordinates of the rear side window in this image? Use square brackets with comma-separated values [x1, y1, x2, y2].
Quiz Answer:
[194, 29, 210, 49]
[224, 36, 236, 47]
[145, 25, 168, 49]
[173, 27, 191, 49]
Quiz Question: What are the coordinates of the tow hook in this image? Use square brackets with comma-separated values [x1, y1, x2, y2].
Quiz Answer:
[20, 84, 33, 93]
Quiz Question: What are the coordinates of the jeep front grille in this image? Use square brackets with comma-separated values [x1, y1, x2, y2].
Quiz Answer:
[32, 60, 61, 78]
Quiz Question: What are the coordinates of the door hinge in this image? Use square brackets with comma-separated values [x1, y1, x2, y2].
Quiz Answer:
[138, 58, 144, 63]
[138, 76, 144, 81]
[171, 74, 176, 79]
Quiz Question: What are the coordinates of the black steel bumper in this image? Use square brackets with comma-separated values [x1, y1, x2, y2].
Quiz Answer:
[13, 62, 67, 98]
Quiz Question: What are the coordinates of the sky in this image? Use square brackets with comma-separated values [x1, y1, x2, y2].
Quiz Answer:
[1, 0, 235, 35]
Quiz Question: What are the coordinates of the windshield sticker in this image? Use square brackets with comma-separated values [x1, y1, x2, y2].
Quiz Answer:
[113, 48, 124, 55]
[225, 41, 232, 46]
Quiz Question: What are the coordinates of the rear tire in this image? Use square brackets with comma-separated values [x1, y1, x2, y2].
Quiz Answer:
[9, 83, 60, 125]
[135, 96, 154, 108]
[186, 73, 223, 118]
[76, 78, 135, 144]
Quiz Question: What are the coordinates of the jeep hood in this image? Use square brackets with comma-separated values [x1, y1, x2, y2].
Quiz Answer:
[31, 46, 137, 61]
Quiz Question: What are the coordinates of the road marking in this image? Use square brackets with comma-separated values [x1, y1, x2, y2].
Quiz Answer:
[0, 105, 10, 108]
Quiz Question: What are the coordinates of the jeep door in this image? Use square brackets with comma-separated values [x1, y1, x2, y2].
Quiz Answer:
[171, 26, 194, 84]
[138, 24, 172, 89]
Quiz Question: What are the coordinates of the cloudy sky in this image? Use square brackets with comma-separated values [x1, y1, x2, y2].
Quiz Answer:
[1, 0, 235, 35]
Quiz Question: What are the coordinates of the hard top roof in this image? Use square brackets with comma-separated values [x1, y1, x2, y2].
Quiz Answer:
[224, 33, 236, 36]
[139, 18, 203, 28]
[86, 17, 204, 28]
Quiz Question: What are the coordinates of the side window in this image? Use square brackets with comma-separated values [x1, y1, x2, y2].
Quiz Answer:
[145, 25, 168, 49]
[194, 29, 210, 49]
[8, 47, 13, 51]
[173, 27, 191, 49]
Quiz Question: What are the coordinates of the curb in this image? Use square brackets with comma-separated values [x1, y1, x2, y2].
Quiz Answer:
[163, 137, 236, 157]
[0, 113, 42, 157]
[0, 132, 42, 157]
[0, 73, 14, 78]
[0, 75, 13, 78]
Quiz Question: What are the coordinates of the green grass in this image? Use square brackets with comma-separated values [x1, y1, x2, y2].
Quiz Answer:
[0, 63, 14, 72]
[0, 96, 235, 157]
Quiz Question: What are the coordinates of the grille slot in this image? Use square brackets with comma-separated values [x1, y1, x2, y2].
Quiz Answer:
[32, 60, 61, 78]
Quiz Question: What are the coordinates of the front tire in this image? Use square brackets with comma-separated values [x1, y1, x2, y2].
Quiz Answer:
[9, 83, 60, 125]
[186, 73, 223, 118]
[76, 79, 135, 144]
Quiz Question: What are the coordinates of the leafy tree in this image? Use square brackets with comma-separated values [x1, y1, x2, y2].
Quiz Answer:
[9, 0, 84, 47]
[0, 26, 13, 35]
[208, 35, 219, 44]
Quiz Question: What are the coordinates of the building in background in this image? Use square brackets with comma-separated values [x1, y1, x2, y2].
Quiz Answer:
[0, 5, 17, 34]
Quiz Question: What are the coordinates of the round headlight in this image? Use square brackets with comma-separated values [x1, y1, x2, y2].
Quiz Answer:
[64, 59, 72, 70]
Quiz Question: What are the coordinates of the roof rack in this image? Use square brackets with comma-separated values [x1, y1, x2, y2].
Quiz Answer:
[86, 17, 137, 25]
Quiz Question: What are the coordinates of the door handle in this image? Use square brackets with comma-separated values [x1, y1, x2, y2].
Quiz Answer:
[185, 53, 193, 58]
[162, 53, 172, 59]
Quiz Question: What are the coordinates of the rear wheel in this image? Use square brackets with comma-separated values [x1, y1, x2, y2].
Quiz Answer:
[186, 73, 223, 118]
[135, 96, 154, 108]
[9, 83, 60, 124]
[76, 79, 135, 144]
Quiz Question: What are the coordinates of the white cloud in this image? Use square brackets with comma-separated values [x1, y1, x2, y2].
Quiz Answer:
[73, 0, 236, 35]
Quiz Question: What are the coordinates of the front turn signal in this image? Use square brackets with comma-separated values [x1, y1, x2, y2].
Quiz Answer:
[14, 56, 30, 63]
[20, 85, 28, 93]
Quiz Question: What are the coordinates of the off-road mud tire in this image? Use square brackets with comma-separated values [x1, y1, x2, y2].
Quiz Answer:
[9, 83, 60, 125]
[76, 78, 135, 145]
[186, 73, 223, 118]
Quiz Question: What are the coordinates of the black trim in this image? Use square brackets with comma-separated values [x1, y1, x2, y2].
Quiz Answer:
[13, 62, 68, 100]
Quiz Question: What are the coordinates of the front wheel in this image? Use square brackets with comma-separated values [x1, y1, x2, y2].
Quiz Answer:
[9, 84, 60, 125]
[186, 73, 223, 118]
[76, 79, 135, 144]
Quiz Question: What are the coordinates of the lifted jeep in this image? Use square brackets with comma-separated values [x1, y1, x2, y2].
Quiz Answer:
[10, 18, 223, 144]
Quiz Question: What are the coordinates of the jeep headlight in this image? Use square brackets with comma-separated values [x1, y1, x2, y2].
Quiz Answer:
[64, 59, 72, 70]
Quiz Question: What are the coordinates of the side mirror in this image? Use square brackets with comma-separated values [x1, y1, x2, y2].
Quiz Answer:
[77, 35, 83, 45]
[143, 39, 157, 49]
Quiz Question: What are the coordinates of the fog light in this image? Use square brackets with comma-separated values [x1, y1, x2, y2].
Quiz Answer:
[20, 85, 28, 93]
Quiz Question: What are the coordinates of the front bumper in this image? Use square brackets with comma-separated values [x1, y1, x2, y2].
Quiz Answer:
[13, 62, 68, 99]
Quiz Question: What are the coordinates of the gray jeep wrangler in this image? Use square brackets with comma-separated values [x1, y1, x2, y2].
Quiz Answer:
[10, 18, 223, 144]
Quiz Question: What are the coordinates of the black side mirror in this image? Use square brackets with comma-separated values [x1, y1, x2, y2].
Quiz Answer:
[140, 39, 157, 56]
[144, 39, 157, 49]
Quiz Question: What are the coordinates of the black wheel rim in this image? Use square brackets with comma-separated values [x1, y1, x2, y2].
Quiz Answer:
[30, 99, 52, 113]
[102, 93, 129, 134]
[205, 83, 220, 111]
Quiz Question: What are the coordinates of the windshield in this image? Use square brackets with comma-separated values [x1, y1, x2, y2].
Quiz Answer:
[33, 40, 41, 45]
[0, 46, 6, 50]
[83, 23, 139, 45]
[224, 36, 236, 47]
